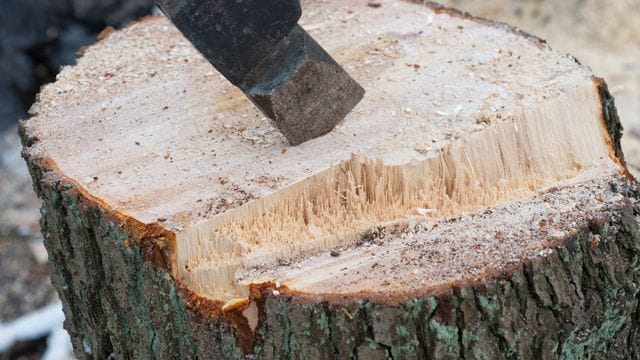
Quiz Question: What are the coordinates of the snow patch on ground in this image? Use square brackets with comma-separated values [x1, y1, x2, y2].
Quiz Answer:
[0, 301, 74, 359]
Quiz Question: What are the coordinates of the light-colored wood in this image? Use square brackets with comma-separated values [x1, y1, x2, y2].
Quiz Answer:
[184, 83, 617, 301]
[23, 0, 625, 303]
[26, 0, 596, 228]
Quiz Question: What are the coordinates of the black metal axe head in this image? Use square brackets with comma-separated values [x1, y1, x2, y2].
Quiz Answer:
[155, 0, 365, 145]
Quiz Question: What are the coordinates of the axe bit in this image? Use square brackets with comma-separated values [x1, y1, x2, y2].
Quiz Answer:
[155, 0, 365, 145]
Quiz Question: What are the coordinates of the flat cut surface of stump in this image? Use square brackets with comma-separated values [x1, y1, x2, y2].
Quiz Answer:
[26, 0, 598, 227]
[23, 0, 625, 301]
[21, 1, 640, 358]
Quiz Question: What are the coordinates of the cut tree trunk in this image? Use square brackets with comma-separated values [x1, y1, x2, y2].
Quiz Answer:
[20, 0, 640, 359]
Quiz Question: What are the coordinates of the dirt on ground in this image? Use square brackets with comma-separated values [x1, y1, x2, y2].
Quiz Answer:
[0, 236, 56, 323]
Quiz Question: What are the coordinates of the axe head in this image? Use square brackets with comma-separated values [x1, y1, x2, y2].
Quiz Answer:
[156, 0, 364, 145]
[240, 26, 364, 145]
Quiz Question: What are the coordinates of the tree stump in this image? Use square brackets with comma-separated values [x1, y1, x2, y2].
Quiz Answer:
[20, 0, 639, 358]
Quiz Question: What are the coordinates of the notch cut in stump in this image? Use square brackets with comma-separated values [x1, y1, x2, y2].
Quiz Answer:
[20, 0, 640, 358]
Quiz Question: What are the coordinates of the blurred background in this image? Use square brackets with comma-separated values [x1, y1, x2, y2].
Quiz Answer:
[0, 0, 638, 358]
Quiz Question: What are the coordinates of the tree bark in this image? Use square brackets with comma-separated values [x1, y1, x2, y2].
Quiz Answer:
[20, 149, 640, 359]
[19, 0, 640, 359]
